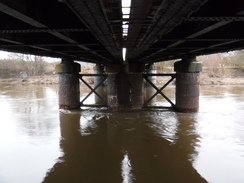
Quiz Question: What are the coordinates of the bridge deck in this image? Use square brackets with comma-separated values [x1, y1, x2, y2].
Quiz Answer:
[0, 0, 244, 64]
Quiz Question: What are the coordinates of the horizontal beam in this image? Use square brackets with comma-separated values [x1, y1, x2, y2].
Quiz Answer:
[0, 2, 112, 62]
[143, 74, 176, 77]
[0, 28, 89, 34]
[158, 38, 244, 42]
[140, 10, 244, 62]
[186, 16, 244, 22]
[80, 104, 108, 108]
[80, 74, 107, 77]
[63, 0, 122, 60]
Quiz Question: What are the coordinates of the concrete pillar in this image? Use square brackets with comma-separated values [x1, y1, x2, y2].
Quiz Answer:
[174, 57, 202, 112]
[56, 59, 81, 109]
[93, 64, 107, 104]
[144, 64, 157, 104]
[106, 63, 144, 111]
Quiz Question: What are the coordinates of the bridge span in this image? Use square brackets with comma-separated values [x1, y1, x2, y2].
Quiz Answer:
[1, 0, 244, 112]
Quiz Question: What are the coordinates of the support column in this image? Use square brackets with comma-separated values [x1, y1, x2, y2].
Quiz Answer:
[144, 63, 157, 104]
[174, 57, 202, 112]
[94, 64, 107, 104]
[106, 63, 144, 111]
[56, 59, 81, 109]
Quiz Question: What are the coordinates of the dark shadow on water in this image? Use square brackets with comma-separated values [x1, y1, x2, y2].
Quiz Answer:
[42, 110, 207, 183]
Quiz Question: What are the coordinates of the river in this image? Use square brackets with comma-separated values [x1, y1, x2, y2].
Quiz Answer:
[0, 83, 244, 183]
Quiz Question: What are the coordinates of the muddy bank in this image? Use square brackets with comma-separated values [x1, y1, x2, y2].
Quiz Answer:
[152, 73, 244, 85]
[0, 75, 58, 84]
[199, 73, 244, 85]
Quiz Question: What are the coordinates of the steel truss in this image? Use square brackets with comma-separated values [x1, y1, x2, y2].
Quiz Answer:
[143, 74, 176, 109]
[79, 74, 108, 107]
[79, 73, 176, 110]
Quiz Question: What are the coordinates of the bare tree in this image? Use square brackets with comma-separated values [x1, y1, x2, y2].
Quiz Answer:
[224, 50, 244, 71]
[7, 53, 47, 76]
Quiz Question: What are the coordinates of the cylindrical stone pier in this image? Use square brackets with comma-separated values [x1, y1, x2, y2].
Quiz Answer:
[174, 57, 202, 112]
[94, 64, 107, 104]
[106, 63, 144, 111]
[56, 59, 81, 109]
[144, 63, 157, 104]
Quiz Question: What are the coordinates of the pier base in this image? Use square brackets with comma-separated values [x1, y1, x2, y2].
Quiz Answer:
[174, 57, 202, 112]
[94, 64, 107, 104]
[144, 64, 157, 104]
[56, 59, 81, 109]
[106, 63, 144, 111]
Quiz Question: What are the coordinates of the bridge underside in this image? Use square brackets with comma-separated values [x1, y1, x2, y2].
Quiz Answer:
[0, 0, 244, 64]
[1, 0, 244, 112]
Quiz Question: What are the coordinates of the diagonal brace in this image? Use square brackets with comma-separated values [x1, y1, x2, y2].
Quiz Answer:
[144, 75, 176, 107]
[79, 74, 107, 105]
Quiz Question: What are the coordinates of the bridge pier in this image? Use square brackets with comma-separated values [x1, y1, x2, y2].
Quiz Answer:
[56, 59, 81, 109]
[144, 64, 157, 104]
[55, 58, 202, 112]
[174, 57, 202, 112]
[106, 63, 144, 111]
[94, 64, 107, 104]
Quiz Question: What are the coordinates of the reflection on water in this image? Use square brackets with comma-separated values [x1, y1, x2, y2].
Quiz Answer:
[196, 86, 244, 183]
[0, 84, 60, 183]
[0, 84, 244, 183]
[43, 110, 206, 183]
[121, 151, 133, 183]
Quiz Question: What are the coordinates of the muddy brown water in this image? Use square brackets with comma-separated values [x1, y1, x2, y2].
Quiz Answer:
[0, 84, 244, 183]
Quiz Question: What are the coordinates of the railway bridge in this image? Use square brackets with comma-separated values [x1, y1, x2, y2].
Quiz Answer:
[0, 0, 244, 112]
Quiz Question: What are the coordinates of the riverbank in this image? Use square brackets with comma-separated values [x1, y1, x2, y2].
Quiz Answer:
[0, 73, 244, 85]
[0, 75, 58, 84]
[200, 73, 244, 85]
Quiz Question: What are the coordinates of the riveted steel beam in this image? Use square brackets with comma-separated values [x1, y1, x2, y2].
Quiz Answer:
[140, 9, 244, 63]
[63, 0, 123, 62]
[186, 16, 244, 22]
[79, 74, 108, 107]
[127, 0, 208, 60]
[0, 2, 112, 63]
[143, 74, 176, 109]
[0, 28, 89, 34]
